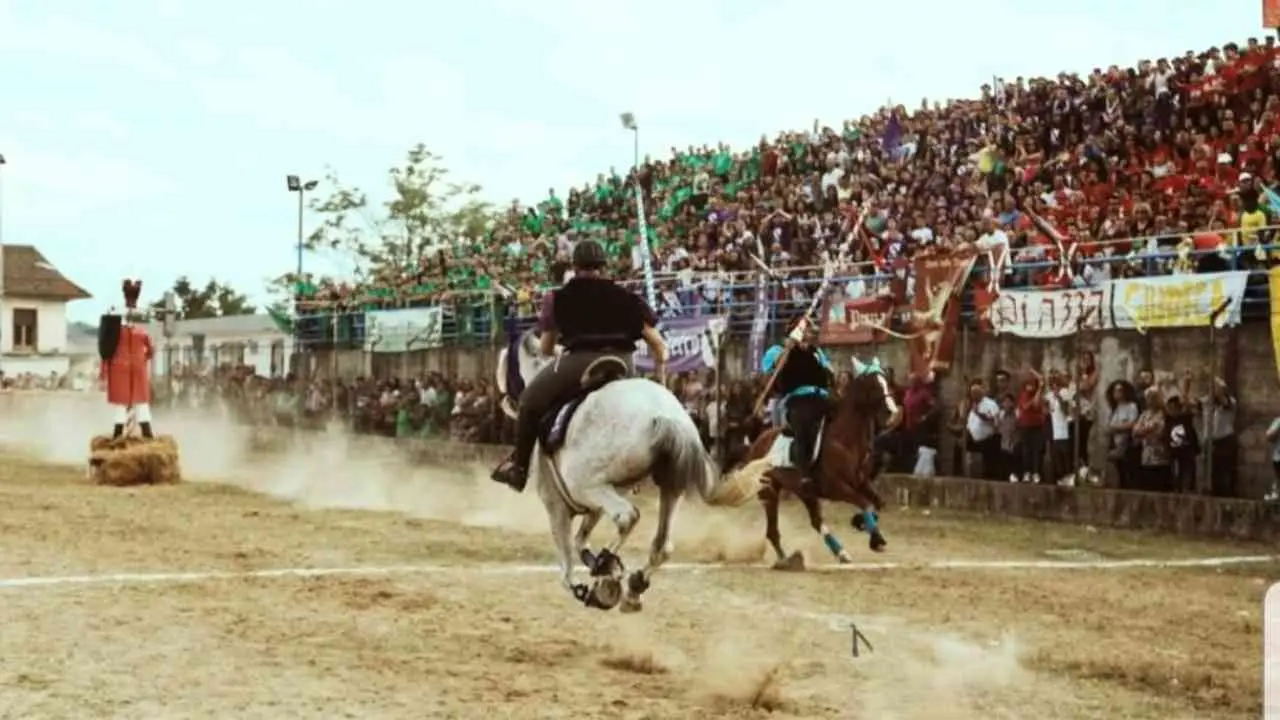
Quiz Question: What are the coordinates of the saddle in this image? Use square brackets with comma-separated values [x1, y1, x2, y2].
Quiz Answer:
[538, 356, 630, 455]
[769, 417, 826, 470]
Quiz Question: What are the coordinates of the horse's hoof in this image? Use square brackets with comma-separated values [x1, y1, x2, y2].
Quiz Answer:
[619, 596, 643, 614]
[589, 577, 623, 610]
[772, 551, 806, 572]
[837, 551, 853, 564]
[627, 570, 649, 596]
[869, 533, 887, 553]
[851, 514, 866, 532]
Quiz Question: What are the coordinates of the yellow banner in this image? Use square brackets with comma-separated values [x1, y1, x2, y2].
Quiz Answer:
[1112, 271, 1248, 332]
[1271, 267, 1280, 382]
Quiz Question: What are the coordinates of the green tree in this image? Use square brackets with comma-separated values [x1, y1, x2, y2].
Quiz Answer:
[150, 276, 256, 319]
[304, 143, 496, 278]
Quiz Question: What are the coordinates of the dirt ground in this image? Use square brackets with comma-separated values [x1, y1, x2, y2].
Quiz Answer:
[0, 397, 1275, 719]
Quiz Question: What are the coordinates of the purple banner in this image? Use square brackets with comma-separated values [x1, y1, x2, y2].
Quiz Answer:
[635, 316, 727, 373]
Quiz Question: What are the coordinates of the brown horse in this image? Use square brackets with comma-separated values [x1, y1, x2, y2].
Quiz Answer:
[728, 360, 900, 569]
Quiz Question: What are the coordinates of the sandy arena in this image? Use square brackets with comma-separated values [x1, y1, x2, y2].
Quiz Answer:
[0, 395, 1274, 719]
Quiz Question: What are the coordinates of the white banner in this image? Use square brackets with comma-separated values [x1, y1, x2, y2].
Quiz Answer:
[364, 307, 444, 353]
[1109, 271, 1249, 332]
[988, 286, 1110, 338]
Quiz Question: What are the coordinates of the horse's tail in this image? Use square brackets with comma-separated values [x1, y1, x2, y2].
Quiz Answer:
[651, 416, 716, 501]
[651, 416, 760, 507]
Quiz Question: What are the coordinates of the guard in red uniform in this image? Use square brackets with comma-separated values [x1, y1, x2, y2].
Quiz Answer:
[98, 279, 155, 439]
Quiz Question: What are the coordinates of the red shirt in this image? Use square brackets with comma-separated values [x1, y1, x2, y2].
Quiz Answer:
[1016, 386, 1046, 428]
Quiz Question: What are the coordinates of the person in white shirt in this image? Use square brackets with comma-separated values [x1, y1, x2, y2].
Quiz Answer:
[1044, 369, 1076, 484]
[1265, 416, 1280, 502]
[964, 379, 1002, 480]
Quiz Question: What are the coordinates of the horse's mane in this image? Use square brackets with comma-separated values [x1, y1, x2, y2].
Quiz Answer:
[839, 371, 888, 419]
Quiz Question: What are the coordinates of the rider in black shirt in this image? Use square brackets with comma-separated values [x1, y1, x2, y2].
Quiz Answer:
[492, 239, 667, 492]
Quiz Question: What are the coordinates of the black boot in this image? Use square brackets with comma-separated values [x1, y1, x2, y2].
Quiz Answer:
[491, 459, 528, 492]
[140, 422, 154, 439]
[112, 424, 124, 439]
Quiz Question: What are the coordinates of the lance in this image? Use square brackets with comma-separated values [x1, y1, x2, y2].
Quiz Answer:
[750, 209, 864, 416]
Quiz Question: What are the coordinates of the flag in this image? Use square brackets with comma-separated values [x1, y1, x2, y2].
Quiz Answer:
[881, 111, 901, 155]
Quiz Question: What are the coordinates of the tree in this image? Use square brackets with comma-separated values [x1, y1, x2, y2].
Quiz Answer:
[303, 143, 496, 280]
[149, 277, 256, 319]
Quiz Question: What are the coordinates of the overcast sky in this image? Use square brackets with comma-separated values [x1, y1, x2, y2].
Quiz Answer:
[0, 0, 1266, 321]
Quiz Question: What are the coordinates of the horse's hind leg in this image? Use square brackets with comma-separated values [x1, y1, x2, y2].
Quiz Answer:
[763, 481, 801, 570]
[620, 485, 681, 614]
[573, 510, 603, 569]
[546, 498, 579, 597]
[800, 495, 852, 564]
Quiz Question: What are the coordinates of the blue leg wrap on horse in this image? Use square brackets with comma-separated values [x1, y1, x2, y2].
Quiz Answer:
[863, 510, 879, 533]
[823, 533, 844, 555]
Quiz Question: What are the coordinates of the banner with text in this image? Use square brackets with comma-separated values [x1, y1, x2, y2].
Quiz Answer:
[364, 307, 444, 353]
[1108, 271, 1248, 332]
[908, 252, 975, 376]
[636, 316, 727, 373]
[819, 294, 897, 345]
[1270, 267, 1280, 383]
[982, 286, 1110, 338]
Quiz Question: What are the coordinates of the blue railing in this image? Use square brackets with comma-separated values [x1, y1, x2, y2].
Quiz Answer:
[292, 243, 1279, 350]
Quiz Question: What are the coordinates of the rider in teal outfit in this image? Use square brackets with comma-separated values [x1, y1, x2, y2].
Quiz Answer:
[761, 317, 834, 490]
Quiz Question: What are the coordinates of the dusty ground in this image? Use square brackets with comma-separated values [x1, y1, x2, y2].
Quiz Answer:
[0, 396, 1275, 719]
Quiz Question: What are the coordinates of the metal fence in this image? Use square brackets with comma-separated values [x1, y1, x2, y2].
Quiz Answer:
[292, 239, 1280, 353]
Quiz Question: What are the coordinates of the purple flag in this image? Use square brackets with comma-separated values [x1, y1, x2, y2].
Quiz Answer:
[882, 111, 901, 155]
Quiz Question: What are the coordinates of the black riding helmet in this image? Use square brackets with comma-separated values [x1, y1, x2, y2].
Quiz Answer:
[571, 239, 608, 271]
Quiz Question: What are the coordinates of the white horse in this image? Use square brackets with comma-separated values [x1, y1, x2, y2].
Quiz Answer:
[496, 329, 757, 612]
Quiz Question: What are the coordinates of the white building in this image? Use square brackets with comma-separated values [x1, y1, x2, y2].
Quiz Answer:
[0, 245, 92, 378]
[139, 314, 296, 378]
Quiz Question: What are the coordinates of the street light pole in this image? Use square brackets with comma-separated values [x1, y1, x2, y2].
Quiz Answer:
[286, 174, 318, 376]
[618, 112, 656, 312]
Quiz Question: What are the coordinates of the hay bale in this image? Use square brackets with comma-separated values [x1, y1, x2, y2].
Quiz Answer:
[88, 435, 182, 487]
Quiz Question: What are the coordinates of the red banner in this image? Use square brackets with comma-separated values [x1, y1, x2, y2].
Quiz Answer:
[1266, 0, 1280, 28]
[906, 251, 975, 377]
[819, 294, 896, 345]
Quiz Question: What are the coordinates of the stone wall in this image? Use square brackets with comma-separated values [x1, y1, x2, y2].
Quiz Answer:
[399, 437, 1280, 543]
[312, 319, 1279, 497]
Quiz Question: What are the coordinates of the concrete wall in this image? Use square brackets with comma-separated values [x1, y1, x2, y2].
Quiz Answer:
[398, 437, 1280, 543]
[0, 297, 73, 377]
[307, 321, 1278, 494]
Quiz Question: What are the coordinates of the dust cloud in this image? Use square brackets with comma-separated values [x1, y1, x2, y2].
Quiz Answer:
[0, 392, 818, 558]
[0, 393, 546, 535]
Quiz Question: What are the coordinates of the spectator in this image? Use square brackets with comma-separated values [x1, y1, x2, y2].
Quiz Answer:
[1265, 415, 1280, 502]
[1192, 376, 1239, 497]
[1133, 387, 1172, 492]
[1044, 369, 1075, 484]
[1015, 372, 1048, 484]
[1071, 350, 1100, 480]
[996, 393, 1021, 483]
[1105, 380, 1140, 489]
[965, 379, 1002, 481]
[1164, 395, 1200, 493]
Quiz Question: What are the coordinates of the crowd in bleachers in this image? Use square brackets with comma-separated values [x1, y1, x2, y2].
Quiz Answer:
[127, 35, 1280, 503]
[295, 36, 1280, 316]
